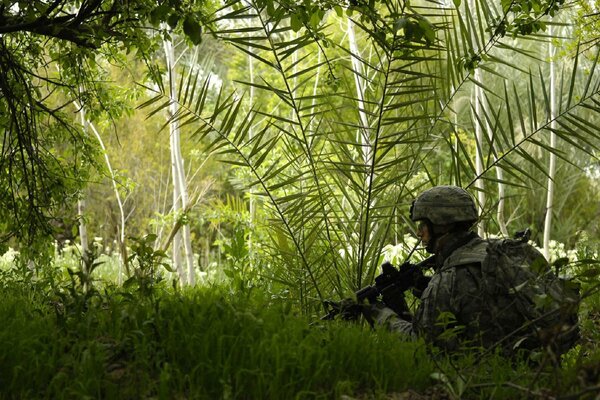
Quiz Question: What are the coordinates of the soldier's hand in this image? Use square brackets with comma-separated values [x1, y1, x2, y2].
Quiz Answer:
[325, 298, 365, 321]
[398, 262, 431, 294]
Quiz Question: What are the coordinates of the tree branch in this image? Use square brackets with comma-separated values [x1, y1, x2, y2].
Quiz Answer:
[0, 1, 141, 49]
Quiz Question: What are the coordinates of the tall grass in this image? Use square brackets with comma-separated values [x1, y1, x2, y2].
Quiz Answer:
[1, 251, 599, 399]
[0, 279, 436, 399]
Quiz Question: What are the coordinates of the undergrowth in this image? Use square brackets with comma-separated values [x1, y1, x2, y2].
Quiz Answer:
[0, 279, 436, 399]
[0, 255, 599, 399]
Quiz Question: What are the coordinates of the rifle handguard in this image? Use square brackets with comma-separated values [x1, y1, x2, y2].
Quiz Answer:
[320, 257, 434, 321]
[356, 285, 379, 303]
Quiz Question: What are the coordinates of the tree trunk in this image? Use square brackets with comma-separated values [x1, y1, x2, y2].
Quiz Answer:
[481, 79, 509, 237]
[163, 34, 195, 286]
[543, 25, 557, 260]
[347, 19, 371, 169]
[473, 69, 509, 237]
[248, 32, 255, 269]
[74, 100, 128, 284]
[347, 18, 374, 284]
[473, 68, 486, 236]
[77, 106, 90, 290]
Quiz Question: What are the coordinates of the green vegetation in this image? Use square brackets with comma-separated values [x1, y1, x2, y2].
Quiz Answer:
[2, 0, 600, 398]
[0, 261, 436, 399]
[0, 252, 599, 399]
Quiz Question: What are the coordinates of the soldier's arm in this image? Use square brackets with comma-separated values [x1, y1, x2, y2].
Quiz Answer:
[371, 304, 417, 338]
[414, 264, 483, 351]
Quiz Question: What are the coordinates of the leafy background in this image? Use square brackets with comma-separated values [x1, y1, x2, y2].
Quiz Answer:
[1, 0, 600, 398]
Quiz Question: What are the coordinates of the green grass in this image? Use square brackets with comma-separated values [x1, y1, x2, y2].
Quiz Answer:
[0, 282, 436, 399]
[0, 268, 599, 399]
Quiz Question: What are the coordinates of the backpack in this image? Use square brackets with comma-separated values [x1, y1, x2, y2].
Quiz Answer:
[480, 237, 580, 354]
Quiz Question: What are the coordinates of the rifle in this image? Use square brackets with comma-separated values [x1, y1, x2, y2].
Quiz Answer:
[321, 256, 435, 321]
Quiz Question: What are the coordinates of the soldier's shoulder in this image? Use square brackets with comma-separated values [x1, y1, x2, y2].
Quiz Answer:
[443, 237, 488, 270]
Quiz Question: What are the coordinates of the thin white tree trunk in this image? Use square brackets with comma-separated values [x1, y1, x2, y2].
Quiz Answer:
[479, 80, 509, 237]
[473, 69, 486, 236]
[77, 198, 89, 258]
[248, 34, 255, 268]
[543, 26, 557, 259]
[347, 19, 371, 169]
[74, 100, 127, 284]
[347, 18, 376, 268]
[466, 0, 504, 237]
[163, 34, 195, 285]
[77, 106, 90, 290]
[496, 169, 508, 236]
[473, 72, 508, 237]
[309, 51, 322, 131]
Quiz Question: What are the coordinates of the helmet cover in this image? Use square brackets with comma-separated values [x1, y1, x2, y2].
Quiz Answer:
[410, 185, 478, 225]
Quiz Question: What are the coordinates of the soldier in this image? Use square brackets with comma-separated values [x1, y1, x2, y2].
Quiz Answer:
[371, 185, 579, 356]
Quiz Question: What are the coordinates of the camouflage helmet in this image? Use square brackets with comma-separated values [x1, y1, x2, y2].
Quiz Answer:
[410, 185, 478, 225]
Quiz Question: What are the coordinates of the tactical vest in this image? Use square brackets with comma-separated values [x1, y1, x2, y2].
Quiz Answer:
[427, 236, 579, 355]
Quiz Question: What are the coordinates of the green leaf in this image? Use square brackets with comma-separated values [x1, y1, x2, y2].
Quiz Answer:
[150, 4, 170, 26]
[167, 13, 180, 29]
[552, 257, 570, 271]
[223, 268, 235, 279]
[183, 15, 202, 45]
[290, 13, 303, 32]
[309, 12, 321, 28]
[394, 18, 408, 32]
[577, 267, 600, 278]
[266, 0, 275, 16]
[418, 18, 436, 44]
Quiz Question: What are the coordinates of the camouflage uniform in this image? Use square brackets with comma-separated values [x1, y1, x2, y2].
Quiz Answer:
[376, 186, 579, 354]
[376, 231, 495, 351]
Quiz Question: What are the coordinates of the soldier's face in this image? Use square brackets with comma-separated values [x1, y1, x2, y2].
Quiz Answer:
[416, 221, 431, 246]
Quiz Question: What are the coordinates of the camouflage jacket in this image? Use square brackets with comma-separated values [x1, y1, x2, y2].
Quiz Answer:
[376, 231, 579, 354]
[376, 232, 486, 349]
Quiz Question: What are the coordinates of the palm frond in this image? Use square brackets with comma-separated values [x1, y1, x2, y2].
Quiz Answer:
[146, 0, 600, 308]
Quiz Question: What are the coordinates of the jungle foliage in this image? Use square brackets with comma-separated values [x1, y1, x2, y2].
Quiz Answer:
[140, 0, 600, 310]
[0, 254, 599, 399]
[1, 0, 600, 397]
[0, 0, 212, 252]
